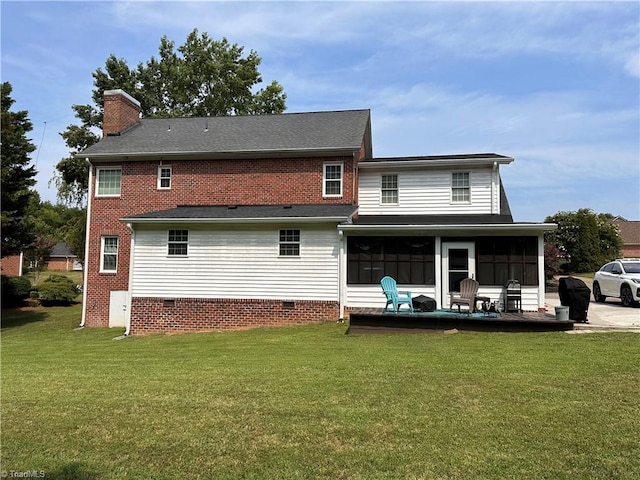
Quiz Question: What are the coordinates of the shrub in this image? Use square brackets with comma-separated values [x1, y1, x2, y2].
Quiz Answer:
[37, 275, 80, 306]
[1, 275, 32, 307]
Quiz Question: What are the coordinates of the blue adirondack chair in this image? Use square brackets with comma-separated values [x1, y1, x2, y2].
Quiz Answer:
[380, 276, 414, 312]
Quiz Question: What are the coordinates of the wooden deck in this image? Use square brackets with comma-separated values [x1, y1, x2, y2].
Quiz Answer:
[347, 308, 574, 333]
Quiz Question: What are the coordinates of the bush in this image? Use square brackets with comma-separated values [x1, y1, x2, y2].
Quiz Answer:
[1, 275, 32, 307]
[37, 274, 80, 306]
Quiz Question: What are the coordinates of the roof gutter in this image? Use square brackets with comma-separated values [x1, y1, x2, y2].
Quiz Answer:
[120, 216, 356, 226]
[358, 156, 514, 169]
[338, 222, 557, 234]
[81, 146, 362, 162]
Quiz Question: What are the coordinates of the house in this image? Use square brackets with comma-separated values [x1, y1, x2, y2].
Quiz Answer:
[79, 89, 555, 334]
[613, 218, 640, 258]
[47, 242, 82, 272]
[0, 254, 23, 277]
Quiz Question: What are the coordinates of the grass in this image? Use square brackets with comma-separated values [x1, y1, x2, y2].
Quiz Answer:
[2, 306, 639, 479]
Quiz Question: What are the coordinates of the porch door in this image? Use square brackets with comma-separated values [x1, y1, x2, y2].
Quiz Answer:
[442, 242, 476, 307]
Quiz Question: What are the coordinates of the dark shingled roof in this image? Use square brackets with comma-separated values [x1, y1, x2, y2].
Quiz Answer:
[82, 109, 371, 159]
[50, 242, 76, 257]
[122, 204, 358, 222]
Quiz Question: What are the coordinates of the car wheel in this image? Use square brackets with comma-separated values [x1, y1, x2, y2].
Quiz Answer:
[620, 285, 634, 307]
[593, 282, 606, 303]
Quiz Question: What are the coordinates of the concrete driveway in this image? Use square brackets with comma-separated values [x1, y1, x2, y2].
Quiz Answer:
[545, 277, 640, 332]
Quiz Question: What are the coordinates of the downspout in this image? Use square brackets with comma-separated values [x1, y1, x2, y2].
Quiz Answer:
[491, 161, 498, 215]
[338, 229, 345, 321]
[79, 160, 93, 327]
[537, 234, 546, 312]
[124, 222, 135, 336]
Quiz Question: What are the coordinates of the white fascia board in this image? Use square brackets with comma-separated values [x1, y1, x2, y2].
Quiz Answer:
[338, 223, 557, 234]
[358, 157, 514, 170]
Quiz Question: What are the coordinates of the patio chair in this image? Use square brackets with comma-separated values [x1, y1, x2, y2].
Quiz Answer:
[449, 278, 479, 312]
[380, 276, 414, 313]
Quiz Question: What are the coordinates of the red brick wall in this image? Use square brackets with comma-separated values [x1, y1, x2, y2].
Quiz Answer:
[129, 297, 339, 334]
[0, 255, 22, 276]
[85, 154, 362, 328]
[103, 92, 140, 136]
[621, 245, 640, 258]
[47, 258, 74, 271]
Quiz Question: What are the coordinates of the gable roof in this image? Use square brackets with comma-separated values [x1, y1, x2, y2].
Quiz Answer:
[50, 242, 76, 258]
[81, 109, 371, 161]
[122, 204, 359, 224]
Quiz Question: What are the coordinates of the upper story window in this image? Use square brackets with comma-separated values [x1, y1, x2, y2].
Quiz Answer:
[323, 162, 343, 197]
[381, 174, 398, 204]
[96, 168, 122, 197]
[100, 236, 118, 273]
[158, 166, 172, 189]
[168, 230, 188, 256]
[279, 229, 300, 257]
[451, 172, 470, 203]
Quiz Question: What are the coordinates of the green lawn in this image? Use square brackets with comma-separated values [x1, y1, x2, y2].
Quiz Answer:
[2, 306, 639, 479]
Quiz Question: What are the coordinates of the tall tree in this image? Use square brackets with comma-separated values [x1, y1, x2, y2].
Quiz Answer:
[54, 29, 287, 205]
[23, 195, 86, 266]
[1, 82, 37, 257]
[544, 209, 622, 272]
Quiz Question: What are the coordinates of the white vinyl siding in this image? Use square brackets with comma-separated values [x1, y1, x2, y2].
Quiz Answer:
[345, 281, 541, 311]
[130, 225, 340, 301]
[358, 168, 493, 215]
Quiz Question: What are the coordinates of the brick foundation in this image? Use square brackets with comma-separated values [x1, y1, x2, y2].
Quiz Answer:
[129, 297, 340, 334]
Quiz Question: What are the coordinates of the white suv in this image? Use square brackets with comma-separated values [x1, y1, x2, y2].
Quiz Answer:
[593, 259, 640, 307]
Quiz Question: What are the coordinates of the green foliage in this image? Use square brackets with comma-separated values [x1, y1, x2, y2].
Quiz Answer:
[1, 82, 37, 256]
[1, 274, 32, 307]
[63, 208, 86, 266]
[21, 197, 86, 266]
[54, 29, 287, 205]
[545, 208, 622, 272]
[544, 241, 562, 280]
[36, 274, 80, 305]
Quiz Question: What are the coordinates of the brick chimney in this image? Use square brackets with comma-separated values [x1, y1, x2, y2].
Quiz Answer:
[102, 89, 141, 136]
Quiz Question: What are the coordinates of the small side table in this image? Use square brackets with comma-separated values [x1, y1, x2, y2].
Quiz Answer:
[474, 296, 491, 313]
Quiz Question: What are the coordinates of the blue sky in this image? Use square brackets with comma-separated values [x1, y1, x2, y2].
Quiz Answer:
[2, 1, 638, 222]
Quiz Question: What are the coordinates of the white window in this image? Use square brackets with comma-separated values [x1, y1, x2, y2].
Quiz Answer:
[168, 230, 188, 256]
[381, 174, 398, 204]
[452, 172, 470, 203]
[96, 168, 122, 196]
[279, 229, 300, 257]
[158, 166, 172, 189]
[100, 236, 118, 273]
[323, 163, 343, 197]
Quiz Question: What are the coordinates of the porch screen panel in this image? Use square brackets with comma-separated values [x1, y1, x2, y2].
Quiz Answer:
[347, 237, 435, 285]
[476, 237, 538, 286]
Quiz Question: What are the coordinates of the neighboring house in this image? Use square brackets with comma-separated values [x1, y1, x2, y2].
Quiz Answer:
[79, 89, 555, 334]
[47, 242, 82, 272]
[613, 218, 640, 258]
[0, 254, 23, 277]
